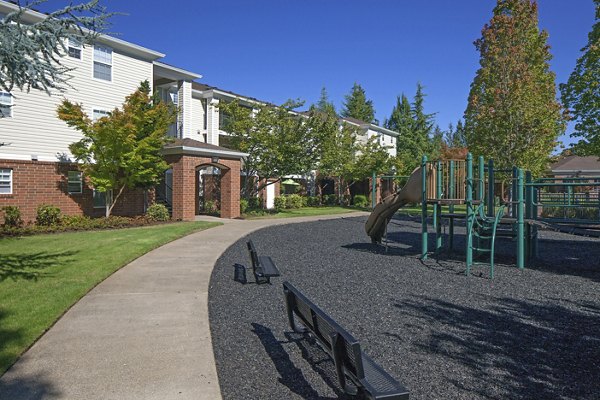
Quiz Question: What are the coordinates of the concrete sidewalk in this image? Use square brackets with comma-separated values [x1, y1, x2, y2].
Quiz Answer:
[0, 211, 368, 400]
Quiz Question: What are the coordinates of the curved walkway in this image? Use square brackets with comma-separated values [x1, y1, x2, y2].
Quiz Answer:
[0, 212, 368, 400]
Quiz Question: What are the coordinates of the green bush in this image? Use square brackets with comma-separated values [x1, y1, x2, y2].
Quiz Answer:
[306, 196, 321, 207]
[248, 196, 262, 210]
[204, 200, 219, 215]
[323, 194, 338, 206]
[353, 195, 369, 208]
[2, 206, 23, 228]
[286, 194, 303, 209]
[240, 198, 249, 214]
[301, 196, 308, 207]
[36, 204, 62, 226]
[274, 196, 287, 212]
[146, 203, 170, 221]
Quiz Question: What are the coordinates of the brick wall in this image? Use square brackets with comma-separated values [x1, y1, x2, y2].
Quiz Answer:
[0, 160, 147, 223]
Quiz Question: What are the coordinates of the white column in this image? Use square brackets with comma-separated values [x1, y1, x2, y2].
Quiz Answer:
[206, 97, 220, 145]
[177, 80, 192, 138]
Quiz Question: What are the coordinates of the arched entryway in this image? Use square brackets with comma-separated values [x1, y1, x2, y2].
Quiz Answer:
[161, 138, 247, 220]
[196, 163, 227, 216]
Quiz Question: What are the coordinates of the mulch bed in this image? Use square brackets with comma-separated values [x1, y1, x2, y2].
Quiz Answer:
[209, 215, 600, 400]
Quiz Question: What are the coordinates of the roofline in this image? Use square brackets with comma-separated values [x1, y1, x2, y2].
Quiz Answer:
[154, 61, 201, 80]
[0, 1, 165, 60]
[161, 146, 249, 159]
[341, 118, 399, 137]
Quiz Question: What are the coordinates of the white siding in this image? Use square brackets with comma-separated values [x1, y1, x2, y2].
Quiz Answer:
[189, 97, 206, 142]
[0, 44, 153, 161]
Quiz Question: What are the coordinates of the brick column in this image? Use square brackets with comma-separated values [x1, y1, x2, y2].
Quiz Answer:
[220, 161, 240, 219]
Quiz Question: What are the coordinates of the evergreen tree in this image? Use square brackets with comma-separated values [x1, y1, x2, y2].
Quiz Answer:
[315, 86, 337, 116]
[560, 0, 600, 156]
[464, 0, 566, 175]
[411, 83, 436, 154]
[0, 0, 112, 94]
[384, 94, 413, 138]
[341, 83, 376, 123]
[455, 120, 467, 147]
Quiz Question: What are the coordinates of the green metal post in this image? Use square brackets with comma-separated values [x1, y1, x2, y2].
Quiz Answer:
[525, 171, 532, 219]
[487, 159, 495, 218]
[421, 155, 428, 260]
[435, 161, 442, 252]
[478, 155, 484, 204]
[466, 153, 473, 270]
[512, 167, 518, 217]
[371, 171, 376, 209]
[517, 168, 525, 270]
[449, 160, 455, 250]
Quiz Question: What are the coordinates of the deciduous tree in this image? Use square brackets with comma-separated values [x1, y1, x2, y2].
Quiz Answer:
[57, 81, 175, 217]
[464, 0, 566, 175]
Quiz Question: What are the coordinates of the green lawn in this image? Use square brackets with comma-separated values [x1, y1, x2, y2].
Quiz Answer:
[244, 206, 362, 219]
[0, 221, 220, 375]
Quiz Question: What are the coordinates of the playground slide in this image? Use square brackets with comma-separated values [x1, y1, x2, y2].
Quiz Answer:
[365, 166, 423, 243]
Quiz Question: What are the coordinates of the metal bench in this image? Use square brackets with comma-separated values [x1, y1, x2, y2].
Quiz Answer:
[283, 281, 410, 399]
[246, 240, 280, 284]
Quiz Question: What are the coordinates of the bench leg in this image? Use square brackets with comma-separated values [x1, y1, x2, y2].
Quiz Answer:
[284, 287, 307, 333]
[331, 332, 358, 396]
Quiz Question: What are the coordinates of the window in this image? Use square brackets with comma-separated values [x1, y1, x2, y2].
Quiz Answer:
[170, 91, 178, 106]
[93, 109, 110, 121]
[93, 189, 107, 208]
[0, 92, 12, 118]
[93, 45, 112, 81]
[68, 38, 82, 59]
[0, 169, 12, 194]
[68, 171, 82, 194]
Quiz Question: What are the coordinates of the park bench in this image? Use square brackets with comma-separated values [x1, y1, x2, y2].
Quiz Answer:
[283, 281, 410, 400]
[246, 240, 280, 284]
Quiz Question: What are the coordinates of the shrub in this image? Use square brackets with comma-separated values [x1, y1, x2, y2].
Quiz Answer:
[286, 194, 303, 209]
[323, 194, 338, 206]
[36, 204, 62, 226]
[353, 194, 369, 208]
[274, 196, 287, 212]
[204, 200, 219, 215]
[240, 198, 249, 214]
[301, 196, 308, 207]
[146, 203, 170, 221]
[342, 194, 352, 206]
[2, 205, 23, 228]
[306, 196, 321, 207]
[248, 196, 262, 210]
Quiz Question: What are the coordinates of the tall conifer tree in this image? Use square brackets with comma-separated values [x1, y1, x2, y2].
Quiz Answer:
[315, 86, 337, 116]
[560, 0, 600, 156]
[341, 83, 376, 123]
[464, 0, 566, 175]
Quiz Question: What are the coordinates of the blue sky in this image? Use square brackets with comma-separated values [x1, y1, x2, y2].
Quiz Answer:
[46, 0, 596, 146]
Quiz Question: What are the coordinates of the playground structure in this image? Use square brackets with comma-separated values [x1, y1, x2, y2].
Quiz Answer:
[366, 153, 600, 278]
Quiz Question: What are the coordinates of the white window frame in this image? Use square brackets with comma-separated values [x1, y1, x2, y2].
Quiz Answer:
[67, 171, 83, 194]
[0, 168, 13, 195]
[92, 108, 110, 121]
[0, 91, 13, 118]
[68, 38, 82, 60]
[92, 45, 113, 82]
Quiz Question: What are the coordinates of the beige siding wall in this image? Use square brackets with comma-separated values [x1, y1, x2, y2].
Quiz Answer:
[0, 45, 153, 161]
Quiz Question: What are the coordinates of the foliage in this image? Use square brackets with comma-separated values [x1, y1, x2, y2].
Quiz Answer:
[464, 0, 566, 175]
[390, 85, 438, 174]
[285, 194, 303, 209]
[219, 99, 320, 199]
[240, 198, 249, 214]
[353, 136, 394, 179]
[353, 194, 369, 208]
[560, 0, 600, 156]
[306, 196, 321, 207]
[203, 200, 219, 215]
[2, 205, 23, 227]
[36, 204, 62, 226]
[248, 196, 262, 210]
[146, 203, 170, 221]
[341, 83, 376, 123]
[0, 0, 113, 94]
[58, 81, 176, 217]
[323, 194, 339, 206]
[274, 196, 287, 211]
[315, 86, 337, 116]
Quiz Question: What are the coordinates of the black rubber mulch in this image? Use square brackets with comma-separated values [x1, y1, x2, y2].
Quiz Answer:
[208, 215, 600, 400]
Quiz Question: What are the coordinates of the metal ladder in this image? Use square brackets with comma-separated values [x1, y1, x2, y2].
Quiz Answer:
[467, 203, 504, 278]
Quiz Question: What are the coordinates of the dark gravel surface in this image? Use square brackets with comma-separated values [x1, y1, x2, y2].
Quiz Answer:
[208, 215, 600, 400]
